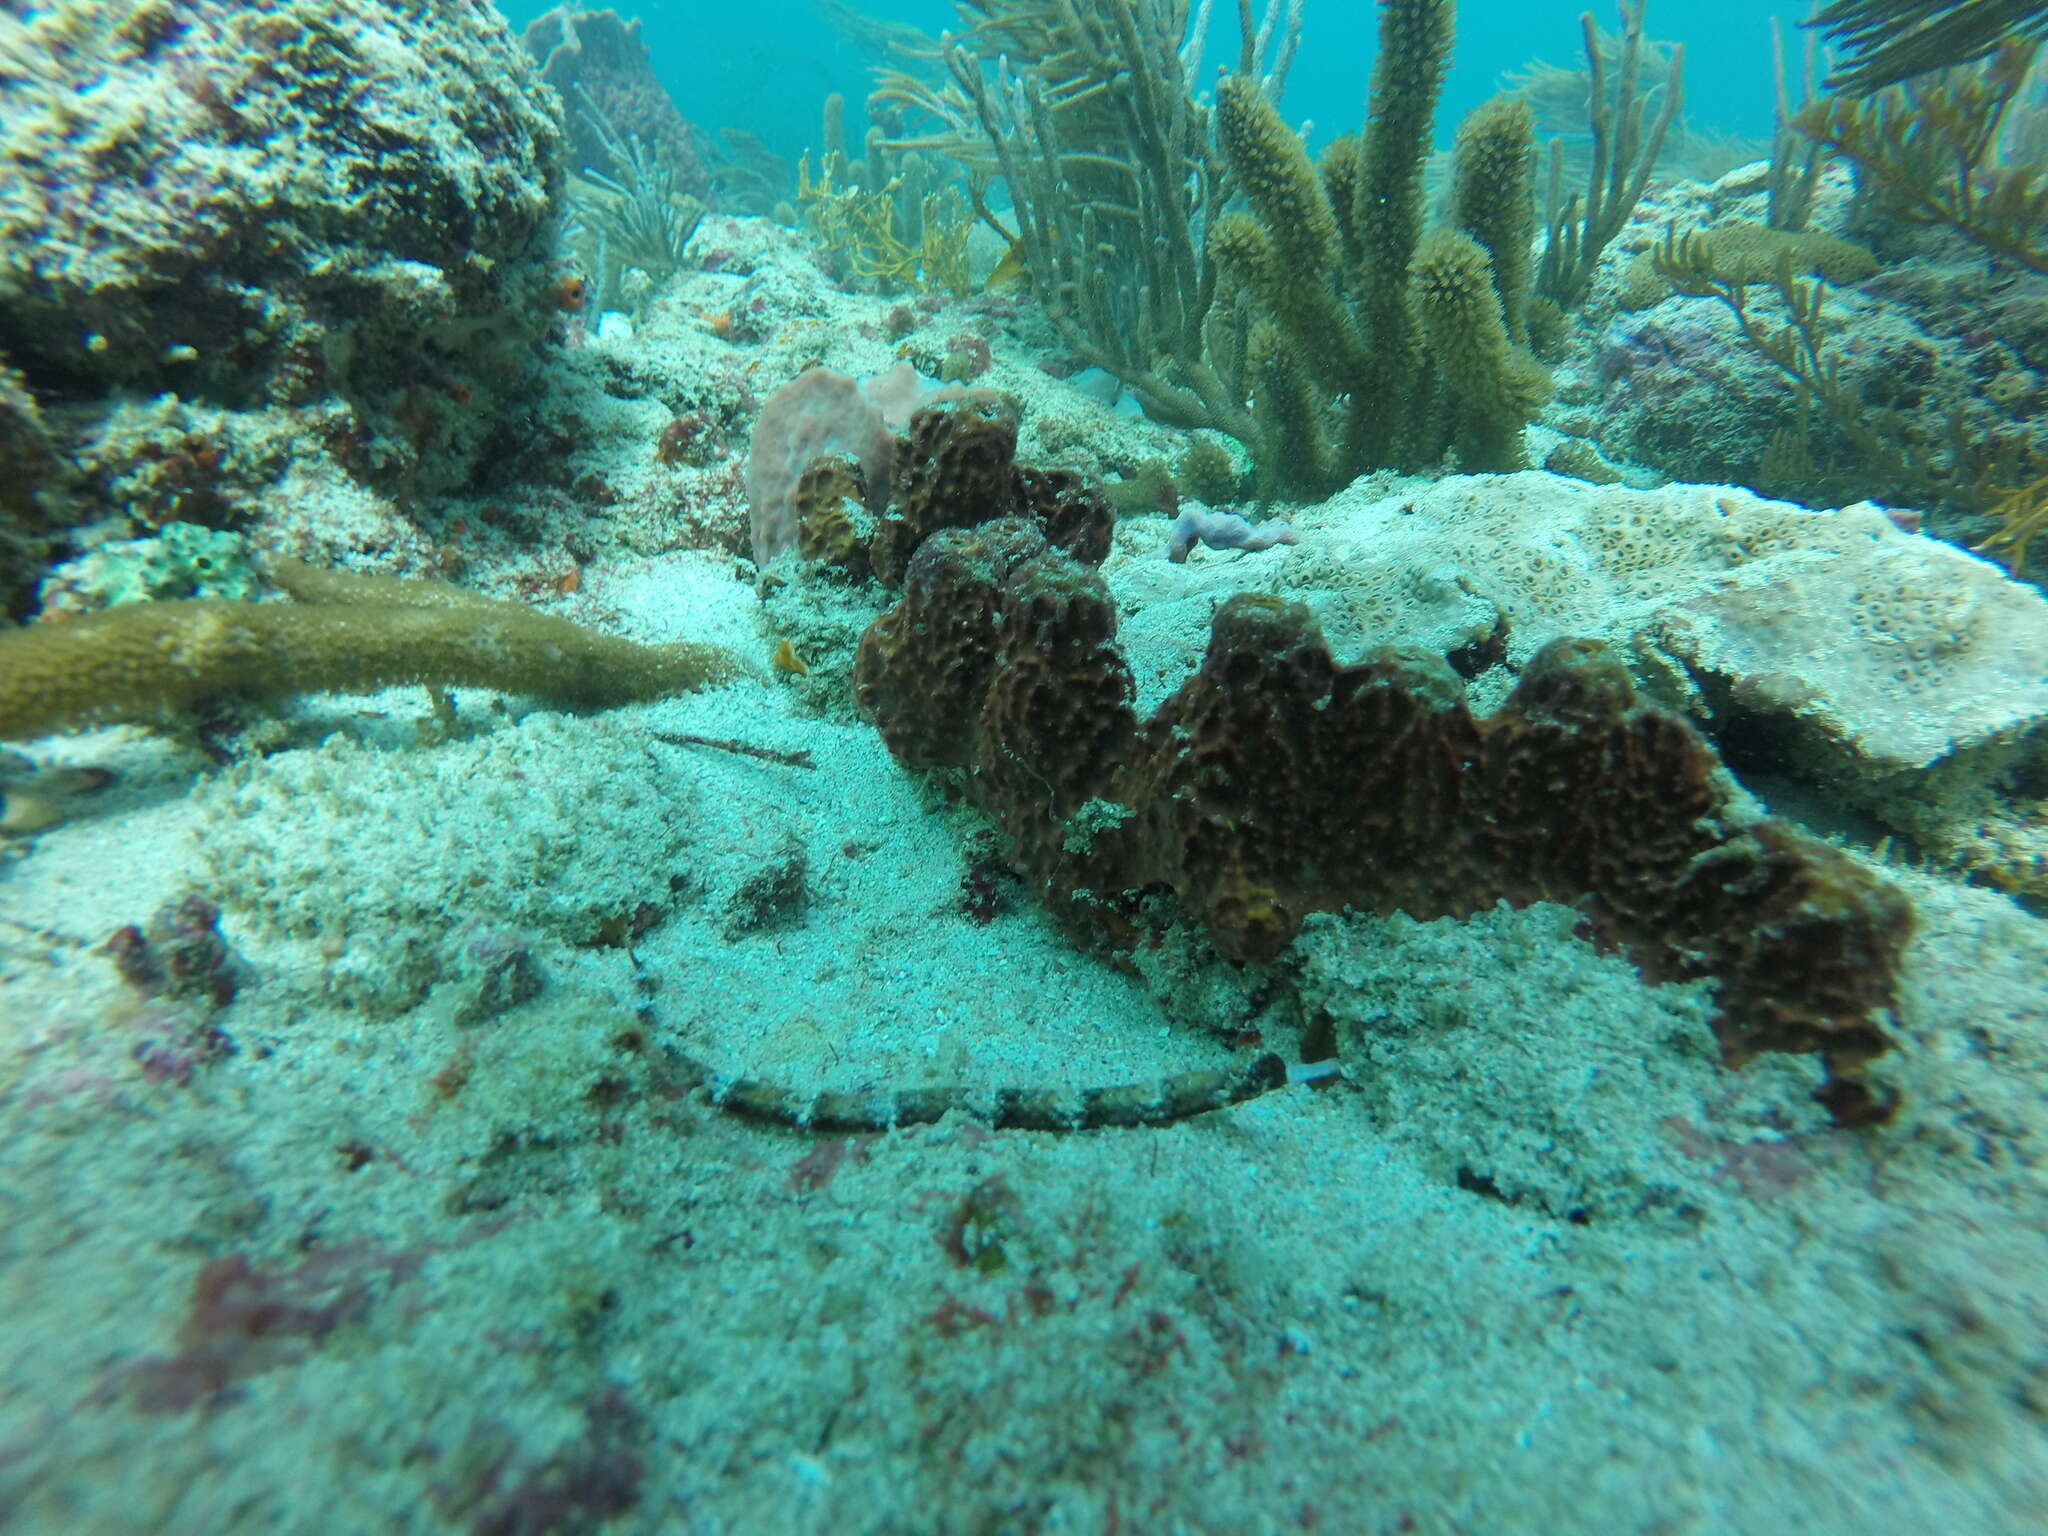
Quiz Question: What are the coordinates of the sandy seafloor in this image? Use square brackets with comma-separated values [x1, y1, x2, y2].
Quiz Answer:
[3, 205, 2048, 1535]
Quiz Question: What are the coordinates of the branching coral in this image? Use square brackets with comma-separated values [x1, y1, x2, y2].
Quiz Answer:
[1534, 0, 1686, 311]
[1650, 228, 2048, 561]
[1795, 38, 2048, 276]
[0, 560, 735, 741]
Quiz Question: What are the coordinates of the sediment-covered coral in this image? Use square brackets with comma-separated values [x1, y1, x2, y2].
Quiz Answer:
[855, 520, 1915, 1120]
[0, 0, 564, 497]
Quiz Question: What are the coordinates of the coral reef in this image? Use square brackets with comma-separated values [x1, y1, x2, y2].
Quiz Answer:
[1798, 36, 2048, 275]
[1122, 468, 2048, 900]
[521, 4, 707, 201]
[1647, 225, 2047, 555]
[0, 0, 564, 498]
[1552, 145, 2044, 553]
[0, 559, 734, 742]
[855, 519, 1915, 1121]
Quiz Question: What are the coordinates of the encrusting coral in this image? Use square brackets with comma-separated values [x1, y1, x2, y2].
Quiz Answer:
[0, 560, 735, 741]
[853, 516, 1915, 1126]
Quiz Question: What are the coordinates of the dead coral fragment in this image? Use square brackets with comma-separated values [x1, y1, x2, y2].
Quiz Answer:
[856, 525, 1914, 1120]
[0, 559, 735, 741]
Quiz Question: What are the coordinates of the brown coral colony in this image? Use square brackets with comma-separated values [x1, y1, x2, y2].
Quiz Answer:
[810, 395, 1913, 1125]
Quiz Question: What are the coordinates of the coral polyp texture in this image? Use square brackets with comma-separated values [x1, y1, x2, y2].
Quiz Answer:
[855, 523, 1914, 1123]
[0, 0, 563, 495]
[796, 396, 1115, 587]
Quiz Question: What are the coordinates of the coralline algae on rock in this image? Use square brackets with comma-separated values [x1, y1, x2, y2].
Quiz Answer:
[0, 0, 564, 495]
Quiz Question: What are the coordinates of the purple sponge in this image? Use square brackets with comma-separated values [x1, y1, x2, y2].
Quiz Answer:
[1165, 509, 1300, 563]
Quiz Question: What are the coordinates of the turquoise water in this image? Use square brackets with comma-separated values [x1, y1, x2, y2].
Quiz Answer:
[497, 0, 1819, 161]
